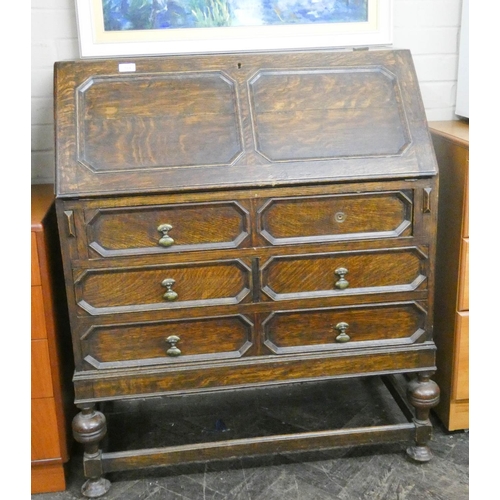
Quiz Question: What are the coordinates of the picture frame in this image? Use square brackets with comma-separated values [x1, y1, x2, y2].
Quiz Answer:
[75, 0, 393, 58]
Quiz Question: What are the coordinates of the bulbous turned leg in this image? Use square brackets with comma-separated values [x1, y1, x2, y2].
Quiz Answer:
[72, 405, 111, 498]
[406, 372, 440, 462]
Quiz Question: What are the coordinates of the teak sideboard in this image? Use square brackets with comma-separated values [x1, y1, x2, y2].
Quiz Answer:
[430, 120, 469, 430]
[31, 184, 73, 493]
[53, 48, 440, 497]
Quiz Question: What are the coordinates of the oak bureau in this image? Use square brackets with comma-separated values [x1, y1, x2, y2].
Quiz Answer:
[53, 48, 440, 497]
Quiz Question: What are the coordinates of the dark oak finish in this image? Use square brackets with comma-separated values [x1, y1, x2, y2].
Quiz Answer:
[101, 423, 417, 473]
[55, 49, 437, 198]
[257, 190, 413, 244]
[54, 48, 440, 497]
[260, 246, 427, 300]
[81, 314, 254, 370]
[263, 301, 427, 354]
[74, 258, 252, 314]
[86, 200, 250, 257]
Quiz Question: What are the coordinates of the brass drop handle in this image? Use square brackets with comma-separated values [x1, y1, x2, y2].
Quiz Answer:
[334, 322, 350, 343]
[166, 335, 181, 356]
[157, 223, 174, 247]
[161, 278, 178, 301]
[334, 267, 349, 289]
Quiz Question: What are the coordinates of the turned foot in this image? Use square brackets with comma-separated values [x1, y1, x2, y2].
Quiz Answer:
[406, 444, 433, 462]
[73, 405, 111, 498]
[81, 477, 111, 498]
[406, 372, 440, 462]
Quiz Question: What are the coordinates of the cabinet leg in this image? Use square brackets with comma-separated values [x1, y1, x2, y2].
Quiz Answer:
[72, 405, 111, 498]
[406, 372, 440, 462]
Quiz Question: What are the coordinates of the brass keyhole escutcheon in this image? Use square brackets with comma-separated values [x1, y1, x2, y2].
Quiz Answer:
[335, 211, 346, 223]
[166, 335, 181, 356]
[334, 322, 350, 343]
[157, 223, 174, 247]
[161, 278, 178, 301]
[334, 267, 349, 289]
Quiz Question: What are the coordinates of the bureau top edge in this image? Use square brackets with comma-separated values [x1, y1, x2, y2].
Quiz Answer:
[54, 48, 438, 198]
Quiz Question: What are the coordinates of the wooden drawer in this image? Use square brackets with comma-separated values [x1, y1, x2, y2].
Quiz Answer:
[261, 247, 427, 301]
[86, 201, 250, 258]
[263, 302, 427, 354]
[31, 233, 41, 286]
[80, 314, 254, 370]
[257, 190, 413, 245]
[31, 398, 62, 461]
[32, 463, 66, 495]
[32, 339, 54, 398]
[457, 238, 469, 311]
[462, 167, 469, 238]
[31, 286, 47, 340]
[454, 311, 469, 401]
[75, 259, 252, 315]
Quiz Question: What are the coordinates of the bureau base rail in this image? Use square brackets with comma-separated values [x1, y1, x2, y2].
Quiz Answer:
[101, 423, 416, 473]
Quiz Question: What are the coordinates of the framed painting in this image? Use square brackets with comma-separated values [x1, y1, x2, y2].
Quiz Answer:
[75, 0, 392, 58]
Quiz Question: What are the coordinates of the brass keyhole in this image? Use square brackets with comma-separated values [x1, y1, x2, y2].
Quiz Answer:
[335, 212, 346, 223]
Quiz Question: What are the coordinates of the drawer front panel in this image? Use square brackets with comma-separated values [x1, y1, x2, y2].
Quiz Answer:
[463, 166, 469, 238]
[32, 286, 48, 340]
[31, 340, 54, 398]
[81, 315, 253, 369]
[258, 191, 413, 245]
[261, 247, 427, 300]
[86, 201, 250, 257]
[31, 398, 62, 461]
[457, 238, 469, 311]
[454, 311, 469, 401]
[31, 233, 41, 286]
[263, 302, 427, 354]
[75, 260, 251, 315]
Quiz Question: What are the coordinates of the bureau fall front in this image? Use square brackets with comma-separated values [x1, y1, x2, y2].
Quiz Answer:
[54, 48, 440, 497]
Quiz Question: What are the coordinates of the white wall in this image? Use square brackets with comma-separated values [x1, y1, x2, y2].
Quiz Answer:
[31, 0, 80, 185]
[393, 0, 463, 121]
[31, 0, 465, 184]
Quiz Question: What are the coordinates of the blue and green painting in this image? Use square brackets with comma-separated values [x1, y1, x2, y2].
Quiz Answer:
[102, 0, 368, 31]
